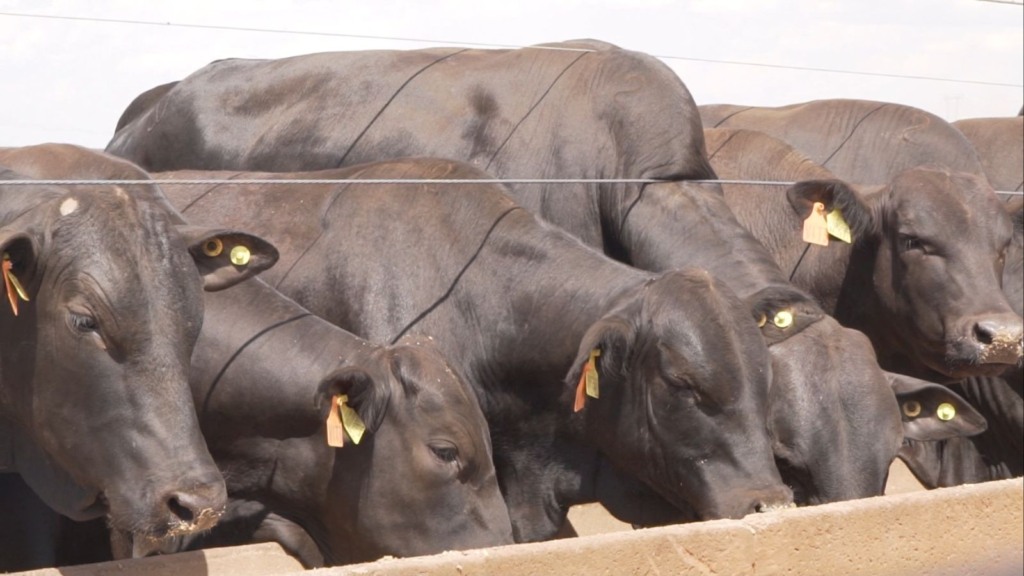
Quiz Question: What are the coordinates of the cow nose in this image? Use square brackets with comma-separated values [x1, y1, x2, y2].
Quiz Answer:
[755, 500, 798, 513]
[973, 318, 1022, 345]
[751, 484, 795, 514]
[972, 316, 1024, 363]
[163, 480, 226, 534]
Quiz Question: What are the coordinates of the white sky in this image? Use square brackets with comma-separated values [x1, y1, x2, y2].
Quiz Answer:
[1, 0, 1021, 149]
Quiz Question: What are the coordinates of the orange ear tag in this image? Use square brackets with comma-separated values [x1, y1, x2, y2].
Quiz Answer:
[2, 253, 29, 317]
[802, 202, 829, 247]
[325, 394, 345, 447]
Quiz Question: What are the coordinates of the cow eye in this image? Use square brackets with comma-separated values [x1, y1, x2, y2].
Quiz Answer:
[430, 444, 459, 464]
[897, 233, 935, 255]
[898, 234, 922, 253]
[68, 311, 98, 333]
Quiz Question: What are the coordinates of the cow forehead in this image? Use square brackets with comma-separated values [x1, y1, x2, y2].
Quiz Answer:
[890, 170, 1004, 226]
[48, 191, 200, 308]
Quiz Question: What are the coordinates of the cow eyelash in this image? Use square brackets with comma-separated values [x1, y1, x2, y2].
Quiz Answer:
[430, 444, 459, 465]
[897, 234, 926, 254]
[68, 311, 99, 333]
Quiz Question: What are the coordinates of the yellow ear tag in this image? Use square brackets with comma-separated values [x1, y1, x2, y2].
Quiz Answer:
[773, 309, 794, 329]
[229, 245, 251, 266]
[2, 253, 29, 316]
[338, 394, 366, 445]
[826, 208, 853, 243]
[585, 349, 601, 399]
[325, 395, 345, 448]
[802, 202, 829, 246]
[936, 402, 956, 422]
[757, 313, 767, 328]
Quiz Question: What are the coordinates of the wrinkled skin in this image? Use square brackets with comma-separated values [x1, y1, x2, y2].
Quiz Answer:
[0, 147, 511, 570]
[0, 141, 292, 544]
[156, 159, 793, 542]
[700, 126, 1022, 382]
[101, 40, 925, 511]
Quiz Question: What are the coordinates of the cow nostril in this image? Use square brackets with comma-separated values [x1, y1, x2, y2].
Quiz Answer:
[167, 495, 195, 524]
[974, 321, 999, 346]
[755, 500, 797, 513]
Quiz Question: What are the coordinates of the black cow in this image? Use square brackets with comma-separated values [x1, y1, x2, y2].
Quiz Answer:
[0, 145, 513, 569]
[155, 158, 794, 542]
[104, 40, 982, 508]
[703, 127, 1021, 487]
[700, 101, 1023, 381]
[0, 143, 283, 551]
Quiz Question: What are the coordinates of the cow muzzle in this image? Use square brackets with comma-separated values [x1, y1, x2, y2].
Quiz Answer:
[949, 313, 1024, 374]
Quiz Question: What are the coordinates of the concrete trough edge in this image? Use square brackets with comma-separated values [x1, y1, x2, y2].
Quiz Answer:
[10, 478, 1022, 576]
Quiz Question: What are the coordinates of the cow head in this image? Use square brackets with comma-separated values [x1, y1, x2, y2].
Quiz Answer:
[786, 170, 1023, 380]
[0, 180, 275, 539]
[316, 336, 512, 564]
[566, 268, 792, 521]
[762, 311, 984, 504]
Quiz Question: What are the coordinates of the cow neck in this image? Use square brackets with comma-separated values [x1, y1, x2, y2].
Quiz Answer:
[617, 181, 790, 299]
[390, 205, 522, 345]
[193, 277, 362, 431]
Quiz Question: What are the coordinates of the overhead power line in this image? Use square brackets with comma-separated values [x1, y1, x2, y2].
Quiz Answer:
[0, 11, 1020, 88]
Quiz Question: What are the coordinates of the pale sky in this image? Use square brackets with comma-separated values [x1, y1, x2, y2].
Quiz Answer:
[1, 0, 1021, 149]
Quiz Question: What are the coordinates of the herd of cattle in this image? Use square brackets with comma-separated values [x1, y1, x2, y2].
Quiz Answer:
[0, 39, 1021, 571]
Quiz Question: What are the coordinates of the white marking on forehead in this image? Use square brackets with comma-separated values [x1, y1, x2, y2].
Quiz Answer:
[59, 197, 79, 216]
[114, 186, 129, 200]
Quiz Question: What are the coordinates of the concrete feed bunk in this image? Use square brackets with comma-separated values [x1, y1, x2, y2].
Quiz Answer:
[13, 474, 1022, 576]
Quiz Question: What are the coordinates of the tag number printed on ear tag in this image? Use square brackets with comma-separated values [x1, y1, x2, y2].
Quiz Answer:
[326, 395, 345, 448]
[802, 202, 829, 247]
[338, 394, 367, 445]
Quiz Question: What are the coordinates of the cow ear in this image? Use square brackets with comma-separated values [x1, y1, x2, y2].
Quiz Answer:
[179, 225, 279, 292]
[0, 229, 39, 312]
[564, 314, 635, 400]
[785, 179, 875, 241]
[886, 372, 987, 441]
[744, 286, 824, 346]
[315, 365, 390, 436]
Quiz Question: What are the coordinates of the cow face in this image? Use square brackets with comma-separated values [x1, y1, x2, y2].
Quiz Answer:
[0, 185, 274, 539]
[318, 338, 512, 564]
[566, 269, 792, 520]
[789, 169, 1023, 379]
[873, 168, 1022, 378]
[766, 318, 903, 504]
